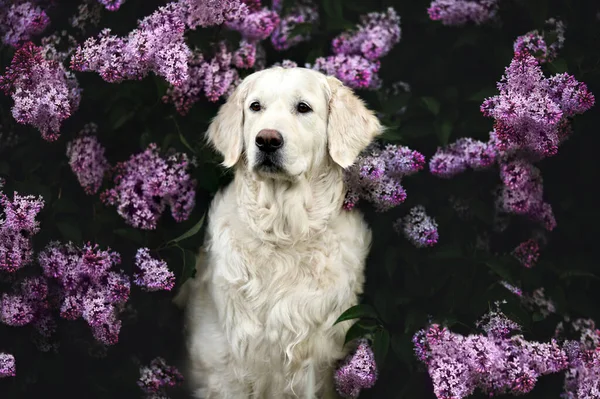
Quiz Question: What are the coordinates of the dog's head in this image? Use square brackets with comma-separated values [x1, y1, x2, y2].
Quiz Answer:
[206, 67, 382, 179]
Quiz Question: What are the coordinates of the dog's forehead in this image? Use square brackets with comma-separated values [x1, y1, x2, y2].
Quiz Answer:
[248, 68, 326, 103]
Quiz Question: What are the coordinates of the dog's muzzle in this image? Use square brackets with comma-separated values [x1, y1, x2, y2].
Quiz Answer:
[254, 129, 284, 173]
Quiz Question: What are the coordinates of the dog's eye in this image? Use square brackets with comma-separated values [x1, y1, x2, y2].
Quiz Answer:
[296, 102, 312, 114]
[249, 102, 262, 112]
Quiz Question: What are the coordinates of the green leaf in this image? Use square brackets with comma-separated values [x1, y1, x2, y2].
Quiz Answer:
[112, 111, 135, 130]
[436, 120, 453, 145]
[421, 97, 440, 115]
[179, 131, 196, 154]
[52, 197, 80, 214]
[548, 58, 568, 74]
[485, 258, 514, 283]
[372, 328, 390, 367]
[468, 87, 498, 102]
[343, 320, 373, 345]
[334, 304, 378, 325]
[56, 222, 82, 244]
[181, 248, 198, 283]
[559, 270, 600, 280]
[168, 213, 206, 245]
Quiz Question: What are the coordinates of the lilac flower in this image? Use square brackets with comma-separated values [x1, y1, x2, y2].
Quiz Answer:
[202, 43, 240, 102]
[497, 160, 556, 230]
[481, 52, 594, 158]
[0, 2, 50, 47]
[311, 54, 381, 90]
[134, 248, 175, 292]
[225, 7, 279, 41]
[334, 339, 378, 398]
[500, 280, 523, 297]
[559, 319, 600, 398]
[513, 18, 566, 63]
[101, 144, 196, 230]
[414, 309, 569, 399]
[272, 59, 298, 68]
[512, 238, 540, 268]
[0, 353, 15, 378]
[97, 0, 125, 11]
[395, 205, 439, 248]
[0, 276, 49, 327]
[70, 2, 102, 32]
[138, 357, 184, 397]
[162, 51, 205, 115]
[0, 190, 44, 273]
[232, 40, 257, 69]
[427, 0, 499, 26]
[0, 42, 81, 141]
[271, 0, 318, 51]
[343, 144, 425, 211]
[429, 138, 497, 178]
[522, 288, 556, 318]
[71, 2, 191, 86]
[332, 8, 401, 61]
[38, 241, 130, 345]
[66, 123, 110, 195]
[180, 0, 249, 30]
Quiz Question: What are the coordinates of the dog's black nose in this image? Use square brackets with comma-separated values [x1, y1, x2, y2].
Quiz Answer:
[255, 129, 283, 152]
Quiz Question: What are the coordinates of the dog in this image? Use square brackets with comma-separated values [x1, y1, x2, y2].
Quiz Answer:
[175, 66, 383, 398]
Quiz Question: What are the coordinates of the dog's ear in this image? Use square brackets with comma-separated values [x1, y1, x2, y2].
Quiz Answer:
[206, 81, 249, 168]
[325, 76, 383, 168]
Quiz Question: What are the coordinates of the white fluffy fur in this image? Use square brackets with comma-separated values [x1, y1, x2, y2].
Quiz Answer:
[175, 67, 383, 398]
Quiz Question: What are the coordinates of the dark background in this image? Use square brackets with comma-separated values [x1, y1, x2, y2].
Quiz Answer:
[1, 0, 599, 397]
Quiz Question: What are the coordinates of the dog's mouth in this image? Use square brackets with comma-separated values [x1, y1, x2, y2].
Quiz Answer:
[254, 153, 284, 175]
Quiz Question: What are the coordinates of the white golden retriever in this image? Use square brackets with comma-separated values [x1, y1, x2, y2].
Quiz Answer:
[175, 67, 382, 398]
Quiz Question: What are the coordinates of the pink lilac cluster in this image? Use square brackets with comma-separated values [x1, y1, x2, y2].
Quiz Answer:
[0, 276, 50, 335]
[511, 238, 540, 268]
[497, 159, 556, 230]
[0, 1, 49, 48]
[513, 18, 566, 64]
[37, 242, 130, 345]
[332, 8, 401, 61]
[429, 138, 497, 178]
[134, 248, 175, 292]
[101, 144, 196, 230]
[343, 144, 425, 212]
[0, 190, 44, 273]
[163, 43, 240, 114]
[557, 319, 600, 398]
[138, 357, 184, 398]
[71, 2, 191, 86]
[97, 0, 125, 11]
[0, 42, 81, 141]
[70, 2, 102, 32]
[427, 0, 499, 26]
[180, 0, 249, 30]
[481, 52, 595, 158]
[334, 339, 378, 398]
[310, 8, 400, 90]
[395, 205, 439, 248]
[499, 282, 556, 318]
[0, 353, 15, 378]
[270, 0, 319, 51]
[413, 309, 569, 399]
[232, 40, 257, 69]
[66, 123, 110, 195]
[225, 4, 279, 42]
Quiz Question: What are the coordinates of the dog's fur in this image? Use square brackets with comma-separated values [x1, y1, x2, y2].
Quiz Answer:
[175, 67, 382, 398]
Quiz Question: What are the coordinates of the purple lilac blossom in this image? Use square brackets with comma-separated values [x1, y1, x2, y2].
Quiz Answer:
[499, 280, 523, 297]
[101, 144, 196, 230]
[97, 0, 125, 11]
[481, 52, 594, 158]
[414, 309, 568, 399]
[334, 339, 377, 398]
[134, 248, 175, 292]
[0, 353, 15, 378]
[0, 42, 81, 141]
[513, 18, 566, 64]
[497, 160, 556, 230]
[512, 238, 540, 268]
[343, 144, 425, 211]
[522, 288, 556, 318]
[429, 138, 497, 178]
[0, 190, 44, 273]
[66, 123, 110, 195]
[201, 43, 240, 102]
[180, 0, 249, 30]
[395, 205, 439, 248]
[558, 319, 600, 398]
[138, 357, 184, 397]
[270, 0, 319, 51]
[37, 241, 130, 345]
[225, 7, 279, 41]
[70, 2, 102, 32]
[232, 40, 257, 69]
[0, 1, 49, 48]
[162, 51, 205, 115]
[71, 2, 191, 86]
[311, 54, 381, 90]
[427, 0, 499, 26]
[331, 8, 401, 61]
[0, 276, 49, 329]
